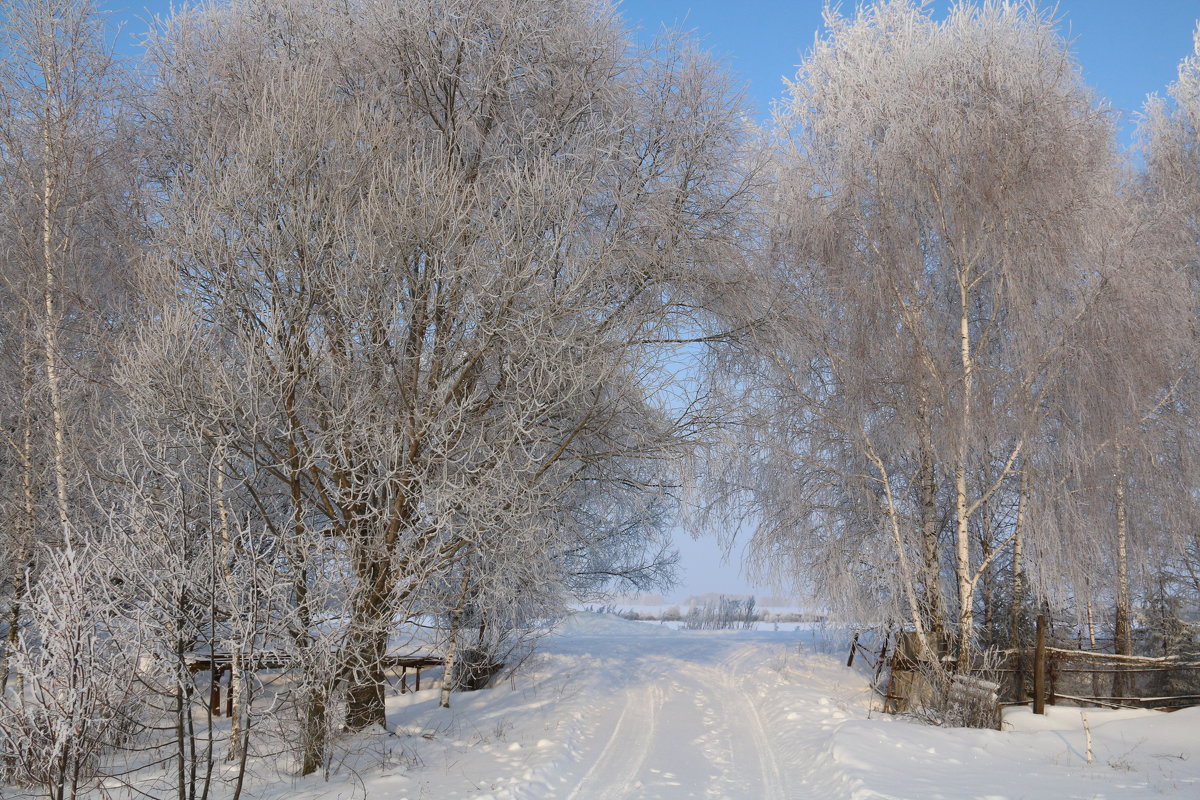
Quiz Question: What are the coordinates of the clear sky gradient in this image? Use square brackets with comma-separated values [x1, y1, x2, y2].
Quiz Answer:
[105, 0, 1200, 600]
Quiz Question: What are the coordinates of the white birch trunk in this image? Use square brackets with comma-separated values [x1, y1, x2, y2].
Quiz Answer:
[37, 19, 72, 550]
[955, 279, 974, 671]
[1009, 461, 1028, 648]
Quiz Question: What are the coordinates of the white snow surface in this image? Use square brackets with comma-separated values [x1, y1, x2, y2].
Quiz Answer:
[31, 612, 1200, 799]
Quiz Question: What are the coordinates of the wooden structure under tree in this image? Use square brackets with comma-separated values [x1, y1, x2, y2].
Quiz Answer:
[187, 652, 445, 716]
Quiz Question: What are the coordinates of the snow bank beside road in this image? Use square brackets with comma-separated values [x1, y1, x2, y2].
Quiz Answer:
[825, 700, 1200, 799]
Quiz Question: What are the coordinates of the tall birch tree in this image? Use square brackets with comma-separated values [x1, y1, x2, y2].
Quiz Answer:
[721, 0, 1117, 666]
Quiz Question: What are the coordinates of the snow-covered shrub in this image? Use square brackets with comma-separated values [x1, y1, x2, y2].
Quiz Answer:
[0, 547, 146, 798]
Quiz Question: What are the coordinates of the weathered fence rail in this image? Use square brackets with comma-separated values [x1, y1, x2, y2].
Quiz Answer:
[999, 615, 1200, 712]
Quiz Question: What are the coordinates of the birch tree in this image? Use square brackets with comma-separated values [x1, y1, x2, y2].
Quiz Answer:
[1025, 183, 1196, 666]
[1143, 23, 1200, 246]
[1127, 22, 1200, 630]
[0, 0, 136, 693]
[722, 0, 1117, 665]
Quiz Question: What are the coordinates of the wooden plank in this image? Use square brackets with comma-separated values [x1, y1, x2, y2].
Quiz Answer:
[1053, 667, 1179, 675]
[1034, 614, 1046, 715]
[1048, 650, 1057, 707]
[1044, 648, 1199, 666]
[1053, 693, 1144, 710]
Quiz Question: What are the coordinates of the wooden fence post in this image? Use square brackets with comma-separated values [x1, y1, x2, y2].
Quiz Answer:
[1048, 653, 1057, 707]
[1034, 614, 1047, 715]
[1013, 649, 1026, 705]
[847, 632, 859, 668]
[210, 664, 224, 717]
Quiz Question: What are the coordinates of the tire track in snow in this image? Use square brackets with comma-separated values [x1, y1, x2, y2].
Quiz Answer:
[729, 677, 787, 800]
[720, 639, 874, 799]
[714, 645, 788, 800]
[566, 682, 661, 800]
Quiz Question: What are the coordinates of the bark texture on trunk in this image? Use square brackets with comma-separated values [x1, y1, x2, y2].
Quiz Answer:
[41, 88, 71, 550]
[1113, 476, 1131, 699]
[300, 684, 328, 777]
[917, 428, 945, 649]
[344, 548, 392, 731]
[1114, 478, 1131, 656]
[1009, 463, 1028, 650]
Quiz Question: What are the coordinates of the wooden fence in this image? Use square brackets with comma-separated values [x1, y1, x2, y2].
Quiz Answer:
[857, 617, 1200, 722]
[1002, 616, 1200, 712]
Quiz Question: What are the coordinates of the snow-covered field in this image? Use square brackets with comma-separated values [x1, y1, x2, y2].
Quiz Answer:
[14, 612, 1200, 799]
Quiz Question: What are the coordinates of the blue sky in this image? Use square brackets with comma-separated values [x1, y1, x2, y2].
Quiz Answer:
[106, 0, 1200, 600]
[618, 0, 1199, 145]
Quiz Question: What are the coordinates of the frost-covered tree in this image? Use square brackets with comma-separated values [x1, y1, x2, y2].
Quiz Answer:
[1143, 23, 1200, 247]
[1029, 194, 1195, 660]
[134, 0, 754, 772]
[1137, 21, 1200, 628]
[718, 0, 1118, 666]
[0, 547, 144, 800]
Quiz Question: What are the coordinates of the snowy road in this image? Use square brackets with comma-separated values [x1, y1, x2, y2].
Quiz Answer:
[8, 613, 1198, 800]
[564, 650, 787, 800]
[536, 615, 871, 800]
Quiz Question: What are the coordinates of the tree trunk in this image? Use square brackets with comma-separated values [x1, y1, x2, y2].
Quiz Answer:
[1113, 475, 1131, 699]
[917, 425, 945, 650]
[980, 495, 994, 643]
[954, 279, 975, 672]
[439, 568, 474, 709]
[175, 631, 189, 800]
[1008, 463, 1028, 700]
[439, 608, 461, 710]
[343, 549, 391, 731]
[215, 460, 245, 763]
[980, 541, 993, 643]
[864, 436, 934, 659]
[1009, 463, 1028, 650]
[1114, 477, 1131, 657]
[1085, 581, 1100, 698]
[40, 75, 71, 550]
[300, 684, 328, 777]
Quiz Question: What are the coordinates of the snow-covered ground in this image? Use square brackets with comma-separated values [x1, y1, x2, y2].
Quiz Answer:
[13, 612, 1200, 799]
